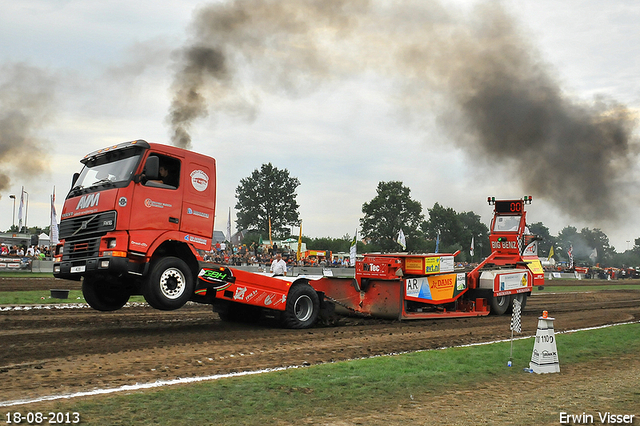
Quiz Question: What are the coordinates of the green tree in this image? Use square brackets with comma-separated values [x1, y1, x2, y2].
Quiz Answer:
[579, 228, 613, 264]
[529, 222, 555, 258]
[555, 226, 613, 266]
[235, 163, 300, 239]
[423, 203, 488, 261]
[423, 203, 460, 248]
[555, 226, 579, 262]
[458, 211, 489, 261]
[360, 181, 424, 251]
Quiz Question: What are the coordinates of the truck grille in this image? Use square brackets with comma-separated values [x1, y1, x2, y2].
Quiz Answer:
[59, 211, 117, 239]
[63, 237, 102, 261]
[59, 211, 116, 262]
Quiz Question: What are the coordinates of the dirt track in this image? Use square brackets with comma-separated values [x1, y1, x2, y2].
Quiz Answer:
[1, 277, 640, 405]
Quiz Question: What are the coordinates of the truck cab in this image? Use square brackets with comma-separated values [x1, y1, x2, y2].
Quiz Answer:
[53, 140, 216, 311]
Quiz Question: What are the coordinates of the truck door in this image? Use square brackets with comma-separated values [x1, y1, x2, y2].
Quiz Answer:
[129, 154, 183, 234]
[180, 158, 215, 238]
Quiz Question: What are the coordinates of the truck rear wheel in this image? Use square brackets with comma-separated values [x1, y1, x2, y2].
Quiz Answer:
[509, 293, 528, 313]
[489, 294, 512, 315]
[281, 283, 319, 329]
[143, 257, 193, 310]
[83, 275, 130, 311]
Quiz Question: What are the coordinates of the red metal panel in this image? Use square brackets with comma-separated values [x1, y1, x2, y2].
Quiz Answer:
[312, 277, 403, 320]
[216, 268, 292, 311]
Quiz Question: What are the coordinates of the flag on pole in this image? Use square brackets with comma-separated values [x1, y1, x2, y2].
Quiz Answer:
[470, 236, 475, 257]
[568, 245, 574, 269]
[509, 297, 522, 364]
[349, 229, 357, 266]
[548, 246, 555, 260]
[397, 229, 406, 251]
[17, 186, 24, 231]
[435, 230, 440, 253]
[226, 207, 232, 242]
[297, 221, 303, 261]
[510, 298, 522, 333]
[268, 216, 273, 246]
[50, 187, 60, 245]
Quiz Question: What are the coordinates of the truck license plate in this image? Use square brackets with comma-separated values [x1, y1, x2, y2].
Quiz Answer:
[71, 266, 86, 273]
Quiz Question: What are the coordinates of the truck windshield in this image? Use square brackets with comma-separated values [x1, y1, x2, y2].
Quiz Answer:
[493, 215, 521, 232]
[73, 153, 141, 191]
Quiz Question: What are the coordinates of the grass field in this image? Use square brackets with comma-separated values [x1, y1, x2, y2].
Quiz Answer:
[2, 277, 638, 424]
[0, 272, 54, 278]
[8, 323, 639, 425]
[0, 290, 85, 305]
[0, 291, 148, 305]
[537, 284, 640, 292]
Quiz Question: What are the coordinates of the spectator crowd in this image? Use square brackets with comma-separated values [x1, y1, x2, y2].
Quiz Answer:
[202, 241, 353, 268]
[0, 243, 51, 259]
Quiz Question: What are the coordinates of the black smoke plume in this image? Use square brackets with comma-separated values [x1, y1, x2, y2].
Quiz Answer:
[0, 63, 55, 196]
[168, 0, 638, 221]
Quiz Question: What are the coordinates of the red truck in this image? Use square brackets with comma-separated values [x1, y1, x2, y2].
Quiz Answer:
[53, 140, 543, 328]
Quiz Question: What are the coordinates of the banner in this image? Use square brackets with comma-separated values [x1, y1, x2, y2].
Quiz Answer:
[50, 187, 60, 245]
[226, 207, 232, 242]
[349, 229, 357, 267]
[297, 221, 302, 261]
[397, 229, 406, 250]
[17, 186, 24, 231]
[568, 245, 574, 269]
[470, 236, 474, 257]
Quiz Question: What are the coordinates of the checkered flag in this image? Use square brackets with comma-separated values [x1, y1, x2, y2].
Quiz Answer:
[510, 298, 522, 333]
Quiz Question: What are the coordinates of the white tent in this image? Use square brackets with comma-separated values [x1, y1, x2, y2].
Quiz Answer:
[38, 233, 50, 247]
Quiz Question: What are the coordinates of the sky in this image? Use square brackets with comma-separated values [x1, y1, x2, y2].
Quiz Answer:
[1, 0, 639, 252]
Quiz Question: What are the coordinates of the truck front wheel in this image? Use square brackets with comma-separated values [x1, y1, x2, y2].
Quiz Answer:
[281, 283, 319, 329]
[144, 257, 194, 310]
[489, 294, 511, 315]
[83, 275, 130, 311]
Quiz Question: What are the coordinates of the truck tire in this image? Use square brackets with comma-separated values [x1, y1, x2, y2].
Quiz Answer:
[143, 257, 193, 310]
[281, 283, 319, 329]
[82, 276, 130, 311]
[489, 294, 511, 315]
[509, 293, 528, 313]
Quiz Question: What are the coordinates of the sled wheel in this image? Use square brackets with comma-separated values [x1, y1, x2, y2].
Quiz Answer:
[510, 292, 528, 313]
[281, 283, 319, 329]
[143, 257, 193, 310]
[82, 275, 130, 311]
[490, 294, 512, 315]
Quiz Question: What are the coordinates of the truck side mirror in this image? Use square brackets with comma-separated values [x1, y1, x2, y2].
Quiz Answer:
[71, 172, 80, 188]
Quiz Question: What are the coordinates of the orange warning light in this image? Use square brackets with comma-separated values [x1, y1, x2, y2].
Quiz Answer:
[542, 311, 548, 319]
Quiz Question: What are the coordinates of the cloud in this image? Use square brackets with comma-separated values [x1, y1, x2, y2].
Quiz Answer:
[167, 0, 639, 224]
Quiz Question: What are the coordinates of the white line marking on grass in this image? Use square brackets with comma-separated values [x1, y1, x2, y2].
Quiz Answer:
[1, 320, 638, 408]
[0, 302, 149, 311]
